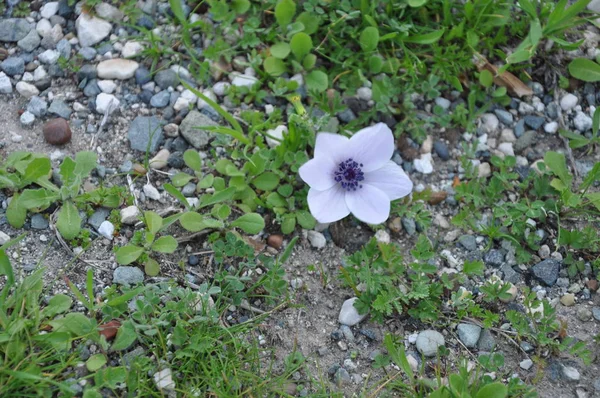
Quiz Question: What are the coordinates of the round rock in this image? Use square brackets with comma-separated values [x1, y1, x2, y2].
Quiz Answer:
[416, 330, 445, 357]
[338, 297, 368, 326]
[43, 118, 72, 145]
[97, 59, 139, 80]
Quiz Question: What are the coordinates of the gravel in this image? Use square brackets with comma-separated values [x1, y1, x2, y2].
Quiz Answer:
[532, 259, 560, 286]
[179, 111, 217, 149]
[128, 116, 164, 153]
[113, 266, 144, 286]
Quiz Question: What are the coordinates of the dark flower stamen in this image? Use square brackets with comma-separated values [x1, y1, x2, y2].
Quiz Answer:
[334, 158, 364, 191]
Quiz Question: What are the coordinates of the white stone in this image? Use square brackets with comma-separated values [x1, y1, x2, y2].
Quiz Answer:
[16, 82, 39, 98]
[480, 113, 499, 133]
[97, 59, 139, 80]
[212, 81, 230, 96]
[39, 49, 60, 64]
[95, 3, 124, 21]
[0, 231, 10, 245]
[76, 14, 112, 48]
[95, 93, 120, 114]
[73, 102, 86, 112]
[121, 41, 144, 58]
[120, 206, 141, 225]
[153, 368, 175, 391]
[143, 184, 161, 200]
[589, 0, 600, 12]
[97, 80, 117, 94]
[338, 297, 368, 326]
[0, 72, 12, 94]
[170, 65, 192, 80]
[266, 125, 287, 148]
[290, 73, 304, 86]
[173, 97, 190, 112]
[573, 111, 593, 132]
[181, 89, 197, 102]
[20, 111, 35, 127]
[40, 2, 59, 19]
[36, 19, 52, 37]
[307, 230, 326, 249]
[98, 221, 114, 240]
[34, 66, 47, 81]
[497, 142, 515, 156]
[414, 153, 434, 174]
[196, 89, 216, 109]
[416, 330, 445, 357]
[519, 359, 533, 370]
[149, 149, 170, 169]
[561, 365, 580, 381]
[518, 101, 535, 114]
[478, 162, 491, 178]
[231, 74, 258, 88]
[544, 121, 559, 134]
[374, 229, 390, 244]
[560, 93, 578, 111]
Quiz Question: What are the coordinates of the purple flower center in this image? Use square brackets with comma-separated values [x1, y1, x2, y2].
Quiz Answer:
[334, 158, 364, 191]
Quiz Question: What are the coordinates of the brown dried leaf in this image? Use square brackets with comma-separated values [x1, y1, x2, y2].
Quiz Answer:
[474, 54, 533, 97]
[99, 320, 121, 341]
[428, 191, 447, 205]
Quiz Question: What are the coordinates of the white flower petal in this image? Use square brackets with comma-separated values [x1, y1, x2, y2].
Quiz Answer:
[346, 123, 394, 172]
[299, 157, 336, 191]
[364, 161, 413, 200]
[345, 184, 391, 224]
[314, 132, 350, 163]
[307, 186, 350, 223]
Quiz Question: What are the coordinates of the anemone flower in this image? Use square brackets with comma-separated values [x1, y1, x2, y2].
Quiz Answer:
[299, 123, 413, 224]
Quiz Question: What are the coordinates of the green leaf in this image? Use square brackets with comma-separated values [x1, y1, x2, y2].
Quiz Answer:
[479, 70, 494, 88]
[359, 26, 379, 52]
[23, 157, 51, 183]
[296, 11, 319, 35]
[6, 193, 27, 228]
[263, 56, 286, 77]
[231, 0, 250, 14]
[305, 70, 328, 93]
[302, 53, 317, 70]
[275, 0, 296, 27]
[164, 183, 191, 210]
[144, 257, 160, 276]
[83, 389, 103, 398]
[86, 354, 107, 372]
[180, 212, 223, 232]
[586, 192, 600, 211]
[48, 313, 94, 337]
[230, 213, 265, 234]
[506, 49, 532, 64]
[215, 204, 231, 220]
[115, 245, 144, 265]
[42, 294, 73, 318]
[593, 107, 600, 135]
[198, 174, 214, 189]
[251, 172, 280, 191]
[568, 58, 600, 82]
[403, 29, 444, 44]
[290, 32, 312, 59]
[199, 187, 236, 208]
[56, 201, 82, 240]
[169, 0, 187, 23]
[544, 151, 572, 186]
[144, 211, 163, 235]
[106, 287, 144, 307]
[111, 320, 137, 351]
[408, 0, 427, 6]
[183, 149, 203, 171]
[271, 42, 291, 59]
[281, 214, 296, 234]
[277, 184, 293, 197]
[74, 151, 98, 179]
[296, 210, 316, 229]
[266, 192, 287, 208]
[171, 172, 194, 187]
[475, 382, 508, 398]
[18, 189, 58, 209]
[152, 236, 178, 253]
[463, 260, 484, 276]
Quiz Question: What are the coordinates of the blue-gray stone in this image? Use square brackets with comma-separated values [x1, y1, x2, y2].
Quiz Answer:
[57, 0, 74, 17]
[179, 110, 216, 148]
[477, 329, 496, 351]
[457, 323, 482, 348]
[30, 214, 49, 230]
[154, 69, 178, 89]
[78, 47, 97, 61]
[1, 57, 24, 76]
[17, 29, 40, 52]
[56, 39, 71, 59]
[167, 152, 184, 168]
[514, 119, 525, 137]
[96, 43, 113, 55]
[500, 263, 521, 284]
[337, 108, 356, 123]
[113, 266, 144, 286]
[433, 141, 450, 160]
[514, 130, 536, 152]
[139, 89, 153, 104]
[494, 109, 513, 125]
[135, 66, 151, 85]
[532, 259, 560, 286]
[48, 100, 71, 119]
[0, 19, 31, 42]
[401, 217, 416, 236]
[128, 116, 164, 153]
[181, 182, 196, 197]
[483, 249, 504, 267]
[458, 235, 477, 251]
[524, 115, 545, 130]
[88, 207, 110, 230]
[27, 96, 48, 117]
[83, 79, 101, 97]
[546, 102, 559, 120]
[150, 90, 170, 108]
[77, 64, 96, 81]
[138, 15, 155, 30]
[48, 64, 65, 78]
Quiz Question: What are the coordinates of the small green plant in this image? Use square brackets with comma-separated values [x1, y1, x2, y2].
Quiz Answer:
[560, 107, 600, 152]
[9, 152, 122, 240]
[115, 211, 178, 276]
